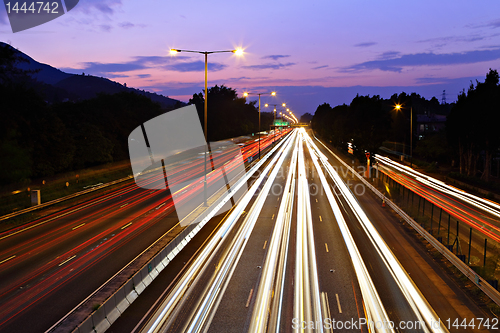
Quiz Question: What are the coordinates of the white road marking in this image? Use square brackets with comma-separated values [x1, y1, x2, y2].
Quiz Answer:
[59, 255, 76, 266]
[121, 222, 133, 230]
[72, 223, 85, 230]
[0, 255, 16, 265]
[336, 293, 342, 313]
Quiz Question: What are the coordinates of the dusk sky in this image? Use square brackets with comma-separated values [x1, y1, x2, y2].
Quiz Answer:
[1, 0, 500, 115]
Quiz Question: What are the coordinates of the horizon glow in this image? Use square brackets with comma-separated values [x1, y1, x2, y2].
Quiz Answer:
[1, 0, 500, 115]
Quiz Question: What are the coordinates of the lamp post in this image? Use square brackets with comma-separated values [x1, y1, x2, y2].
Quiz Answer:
[243, 91, 276, 159]
[170, 48, 243, 205]
[265, 103, 280, 145]
[395, 104, 413, 168]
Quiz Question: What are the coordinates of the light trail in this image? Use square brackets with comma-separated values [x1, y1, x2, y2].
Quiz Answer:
[375, 155, 500, 219]
[308, 133, 448, 333]
[182, 131, 297, 333]
[294, 130, 324, 333]
[303, 130, 393, 333]
[376, 156, 500, 241]
[141, 131, 296, 333]
[249, 131, 298, 333]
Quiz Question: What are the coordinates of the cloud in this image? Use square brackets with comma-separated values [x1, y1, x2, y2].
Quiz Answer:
[486, 19, 500, 28]
[165, 61, 227, 72]
[73, 0, 123, 15]
[242, 62, 296, 70]
[61, 55, 191, 76]
[312, 65, 328, 70]
[99, 24, 112, 32]
[137, 74, 151, 78]
[377, 51, 401, 60]
[342, 48, 500, 73]
[418, 34, 487, 46]
[262, 55, 291, 61]
[354, 42, 377, 47]
[64, 62, 144, 74]
[119, 22, 135, 29]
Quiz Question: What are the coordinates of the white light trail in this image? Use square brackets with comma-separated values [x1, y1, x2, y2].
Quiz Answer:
[143, 131, 297, 333]
[249, 131, 298, 333]
[375, 154, 500, 219]
[308, 134, 448, 333]
[303, 130, 394, 333]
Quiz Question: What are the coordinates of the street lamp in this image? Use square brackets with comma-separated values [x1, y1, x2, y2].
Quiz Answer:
[265, 103, 281, 145]
[394, 103, 413, 168]
[170, 47, 243, 205]
[242, 91, 276, 159]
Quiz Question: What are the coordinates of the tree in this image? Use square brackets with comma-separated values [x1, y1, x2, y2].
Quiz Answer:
[300, 112, 313, 123]
[189, 85, 259, 141]
[447, 69, 500, 180]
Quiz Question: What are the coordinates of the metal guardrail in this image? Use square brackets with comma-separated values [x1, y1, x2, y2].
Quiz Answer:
[315, 136, 500, 308]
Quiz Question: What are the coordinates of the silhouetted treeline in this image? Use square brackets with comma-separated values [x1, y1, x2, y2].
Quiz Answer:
[447, 69, 500, 181]
[189, 85, 264, 142]
[312, 69, 500, 184]
[311, 95, 392, 161]
[311, 92, 451, 161]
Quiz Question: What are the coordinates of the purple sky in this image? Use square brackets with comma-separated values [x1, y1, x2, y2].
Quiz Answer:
[1, 0, 500, 116]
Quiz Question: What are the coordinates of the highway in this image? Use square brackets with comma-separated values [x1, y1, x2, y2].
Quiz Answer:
[130, 129, 493, 333]
[0, 130, 289, 333]
[376, 155, 500, 269]
[0, 127, 494, 333]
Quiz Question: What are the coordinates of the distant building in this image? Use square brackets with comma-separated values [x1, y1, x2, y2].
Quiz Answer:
[416, 113, 446, 139]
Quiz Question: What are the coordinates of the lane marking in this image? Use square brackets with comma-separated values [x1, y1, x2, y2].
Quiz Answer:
[336, 293, 342, 313]
[121, 222, 133, 230]
[263, 240, 267, 250]
[277, 197, 280, 201]
[0, 186, 135, 241]
[120, 203, 129, 208]
[58, 255, 76, 266]
[325, 243, 329, 253]
[72, 223, 85, 230]
[246, 289, 254, 307]
[316, 198, 318, 202]
[158, 203, 165, 208]
[271, 214, 275, 220]
[319, 215, 323, 222]
[0, 255, 16, 265]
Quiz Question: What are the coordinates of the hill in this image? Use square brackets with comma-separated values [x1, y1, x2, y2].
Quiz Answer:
[0, 41, 182, 108]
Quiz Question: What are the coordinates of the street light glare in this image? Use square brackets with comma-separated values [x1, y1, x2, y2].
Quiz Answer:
[243, 92, 249, 97]
[265, 103, 269, 107]
[233, 48, 244, 56]
[271, 91, 276, 96]
[170, 49, 179, 55]
[282, 103, 286, 107]
[395, 104, 401, 110]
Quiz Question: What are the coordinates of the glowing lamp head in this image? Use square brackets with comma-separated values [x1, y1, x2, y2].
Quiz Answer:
[243, 92, 249, 97]
[395, 104, 402, 110]
[170, 49, 179, 55]
[265, 103, 269, 107]
[271, 91, 276, 96]
[233, 48, 244, 56]
[282, 103, 286, 107]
